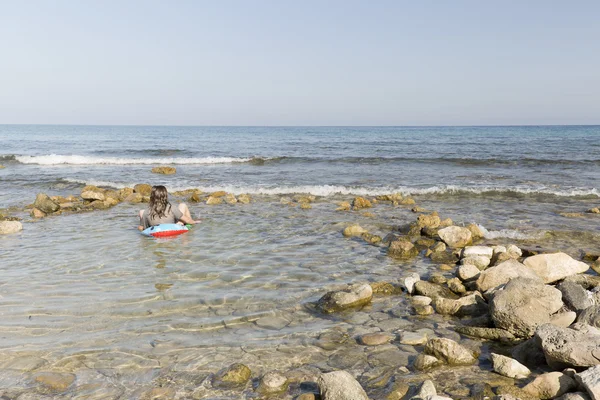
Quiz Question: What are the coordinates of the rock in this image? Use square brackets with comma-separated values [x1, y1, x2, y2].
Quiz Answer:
[564, 274, 600, 289]
[416, 213, 441, 229]
[81, 190, 105, 201]
[211, 191, 227, 197]
[237, 193, 251, 204]
[490, 278, 563, 338]
[413, 354, 442, 371]
[575, 365, 600, 400]
[455, 326, 518, 343]
[433, 293, 488, 317]
[124, 193, 144, 203]
[414, 304, 435, 315]
[370, 281, 400, 295]
[336, 201, 351, 211]
[318, 370, 368, 400]
[33, 372, 76, 392]
[399, 273, 421, 294]
[535, 324, 600, 369]
[556, 392, 592, 400]
[0, 164, 4, 169]
[255, 316, 290, 330]
[358, 333, 394, 346]
[463, 246, 494, 258]
[206, 196, 223, 205]
[30, 208, 46, 218]
[491, 353, 531, 379]
[467, 223, 485, 240]
[431, 242, 447, 253]
[361, 233, 382, 245]
[413, 380, 437, 399]
[428, 273, 447, 285]
[151, 166, 176, 174]
[212, 363, 251, 389]
[438, 226, 472, 248]
[578, 306, 600, 329]
[414, 281, 459, 300]
[316, 283, 373, 313]
[507, 244, 523, 258]
[522, 372, 577, 399]
[297, 394, 317, 400]
[388, 239, 419, 258]
[399, 330, 428, 345]
[495, 385, 538, 400]
[0, 220, 23, 234]
[458, 264, 481, 281]
[352, 197, 372, 210]
[447, 277, 467, 294]
[424, 338, 477, 365]
[342, 224, 367, 237]
[224, 194, 237, 204]
[116, 187, 134, 200]
[461, 255, 492, 270]
[256, 371, 288, 395]
[33, 193, 60, 214]
[476, 259, 543, 292]
[559, 281, 595, 312]
[133, 183, 152, 195]
[523, 252, 589, 284]
[549, 311, 577, 328]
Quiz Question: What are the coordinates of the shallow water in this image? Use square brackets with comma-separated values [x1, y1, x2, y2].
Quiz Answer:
[1, 125, 600, 397]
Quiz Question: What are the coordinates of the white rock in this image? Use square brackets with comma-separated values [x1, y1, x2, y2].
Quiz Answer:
[575, 365, 600, 400]
[438, 226, 472, 248]
[398, 331, 428, 345]
[463, 246, 494, 258]
[476, 259, 542, 292]
[0, 221, 23, 235]
[493, 245, 507, 255]
[549, 311, 577, 328]
[81, 190, 105, 201]
[411, 296, 432, 306]
[461, 255, 491, 270]
[506, 244, 522, 258]
[400, 273, 421, 294]
[457, 264, 481, 281]
[413, 380, 437, 399]
[318, 370, 368, 400]
[491, 353, 531, 379]
[523, 372, 577, 399]
[524, 252, 589, 284]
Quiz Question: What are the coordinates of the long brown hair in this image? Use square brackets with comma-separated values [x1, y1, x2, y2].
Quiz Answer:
[149, 185, 172, 219]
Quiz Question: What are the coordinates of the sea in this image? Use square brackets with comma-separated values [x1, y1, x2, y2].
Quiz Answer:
[0, 125, 599, 397]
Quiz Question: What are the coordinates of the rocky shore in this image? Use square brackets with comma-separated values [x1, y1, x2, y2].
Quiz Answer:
[1, 186, 600, 400]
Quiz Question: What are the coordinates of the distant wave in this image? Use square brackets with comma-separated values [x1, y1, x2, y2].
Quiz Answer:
[62, 180, 600, 198]
[14, 155, 259, 165]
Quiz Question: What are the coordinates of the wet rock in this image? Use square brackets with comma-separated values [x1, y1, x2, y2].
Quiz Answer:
[491, 353, 531, 379]
[225, 194, 238, 204]
[413, 354, 442, 371]
[438, 226, 472, 248]
[458, 264, 481, 281]
[33, 193, 60, 214]
[463, 246, 494, 258]
[431, 242, 447, 254]
[33, 372, 76, 393]
[342, 224, 367, 237]
[433, 293, 488, 317]
[81, 190, 105, 201]
[412, 295, 432, 306]
[133, 183, 152, 195]
[416, 212, 441, 229]
[578, 305, 600, 329]
[212, 363, 251, 389]
[370, 281, 400, 295]
[352, 197, 372, 210]
[522, 372, 577, 399]
[490, 278, 563, 338]
[414, 281, 459, 300]
[399, 273, 421, 294]
[559, 281, 595, 312]
[412, 379, 437, 399]
[318, 370, 368, 400]
[336, 201, 351, 211]
[316, 283, 372, 314]
[400, 197, 415, 205]
[475, 259, 543, 292]
[588, 208, 600, 214]
[151, 166, 176, 174]
[461, 255, 492, 270]
[256, 371, 288, 395]
[124, 193, 144, 203]
[575, 365, 600, 400]
[297, 394, 317, 400]
[455, 326, 518, 343]
[428, 273, 447, 285]
[358, 333, 394, 346]
[237, 193, 251, 204]
[315, 330, 350, 350]
[399, 331, 428, 345]
[0, 220, 23, 234]
[467, 223, 484, 240]
[361, 233, 382, 245]
[424, 338, 477, 365]
[206, 196, 223, 205]
[255, 316, 290, 330]
[388, 239, 419, 259]
[116, 187, 134, 200]
[523, 252, 589, 284]
[535, 324, 600, 369]
[447, 277, 467, 294]
[421, 226, 440, 239]
[414, 304, 434, 315]
[415, 237, 436, 249]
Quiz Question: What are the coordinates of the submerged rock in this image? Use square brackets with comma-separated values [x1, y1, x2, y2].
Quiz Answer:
[0, 220, 23, 234]
[212, 363, 251, 389]
[424, 338, 477, 365]
[315, 283, 373, 314]
[413, 354, 443, 371]
[490, 278, 563, 338]
[256, 371, 288, 395]
[33, 372, 76, 393]
[388, 239, 418, 258]
[342, 224, 367, 237]
[237, 193, 251, 204]
[151, 166, 176, 174]
[318, 370, 368, 400]
[523, 252, 589, 284]
[30, 208, 46, 218]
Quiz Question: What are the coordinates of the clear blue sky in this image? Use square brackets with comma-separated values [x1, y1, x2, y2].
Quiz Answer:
[1, 1, 599, 126]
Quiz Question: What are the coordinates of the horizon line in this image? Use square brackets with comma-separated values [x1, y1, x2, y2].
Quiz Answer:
[1, 123, 599, 128]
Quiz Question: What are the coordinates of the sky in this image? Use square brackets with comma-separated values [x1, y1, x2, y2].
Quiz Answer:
[0, 1, 599, 126]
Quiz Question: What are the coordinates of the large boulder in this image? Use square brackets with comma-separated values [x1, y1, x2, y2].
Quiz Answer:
[523, 372, 577, 399]
[424, 338, 477, 365]
[524, 252, 589, 284]
[575, 365, 600, 400]
[490, 278, 563, 338]
[438, 226, 472, 248]
[0, 221, 22, 235]
[315, 283, 372, 314]
[475, 259, 543, 292]
[318, 370, 368, 400]
[33, 193, 60, 214]
[535, 324, 600, 369]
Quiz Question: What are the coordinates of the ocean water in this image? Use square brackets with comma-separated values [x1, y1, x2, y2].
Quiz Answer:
[0, 125, 599, 397]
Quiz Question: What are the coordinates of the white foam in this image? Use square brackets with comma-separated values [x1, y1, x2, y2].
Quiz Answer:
[477, 224, 544, 240]
[15, 155, 253, 165]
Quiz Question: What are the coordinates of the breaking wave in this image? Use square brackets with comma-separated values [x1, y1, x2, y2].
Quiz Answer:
[13, 155, 261, 165]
